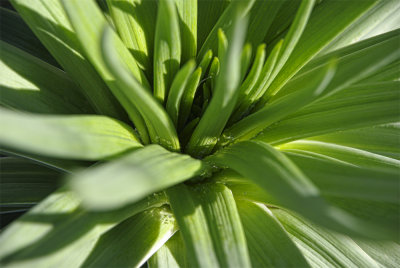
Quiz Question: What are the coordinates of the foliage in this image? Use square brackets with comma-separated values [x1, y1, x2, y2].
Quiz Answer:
[0, 0, 399, 267]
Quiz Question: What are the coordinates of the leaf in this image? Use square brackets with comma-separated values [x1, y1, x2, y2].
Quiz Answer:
[175, 0, 197, 63]
[166, 60, 196, 127]
[61, 0, 152, 144]
[101, 26, 180, 150]
[81, 206, 176, 268]
[239, 43, 252, 82]
[166, 183, 251, 268]
[272, 208, 380, 268]
[354, 239, 400, 268]
[279, 140, 400, 171]
[308, 123, 400, 160]
[221, 58, 336, 145]
[262, 0, 316, 98]
[0, 7, 58, 66]
[0, 157, 60, 206]
[197, 0, 255, 60]
[0, 108, 142, 160]
[0, 188, 167, 267]
[197, 49, 213, 79]
[106, 0, 157, 77]
[256, 81, 400, 146]
[0, 41, 91, 114]
[186, 5, 248, 157]
[263, 0, 378, 98]
[148, 232, 187, 268]
[10, 0, 125, 118]
[321, 0, 400, 53]
[207, 140, 397, 239]
[178, 67, 202, 131]
[69, 144, 205, 210]
[236, 200, 310, 267]
[153, 0, 181, 104]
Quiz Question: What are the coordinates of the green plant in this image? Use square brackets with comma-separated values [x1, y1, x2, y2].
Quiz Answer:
[0, 0, 399, 266]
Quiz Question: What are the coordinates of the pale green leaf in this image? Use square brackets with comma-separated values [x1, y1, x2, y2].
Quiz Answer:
[166, 60, 196, 127]
[175, 0, 197, 63]
[0, 108, 142, 160]
[272, 208, 380, 268]
[153, 0, 181, 104]
[81, 206, 176, 268]
[148, 232, 187, 268]
[186, 5, 248, 157]
[236, 200, 310, 267]
[69, 145, 205, 210]
[11, 0, 125, 118]
[167, 183, 251, 268]
[239, 43, 252, 82]
[0, 189, 166, 267]
[354, 239, 400, 268]
[0, 41, 91, 114]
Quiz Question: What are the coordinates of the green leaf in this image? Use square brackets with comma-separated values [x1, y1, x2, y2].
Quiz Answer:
[207, 140, 396, 239]
[279, 140, 400, 171]
[197, 0, 255, 60]
[308, 123, 400, 160]
[0, 108, 142, 160]
[321, 0, 400, 53]
[153, 0, 181, 104]
[148, 232, 187, 268]
[0, 41, 91, 114]
[354, 239, 400, 268]
[81, 206, 177, 268]
[167, 183, 251, 268]
[0, 157, 60, 206]
[284, 152, 400, 204]
[186, 5, 248, 157]
[272, 208, 380, 268]
[10, 0, 125, 118]
[178, 67, 202, 131]
[106, 0, 157, 77]
[239, 43, 252, 82]
[221, 58, 336, 145]
[197, 49, 213, 79]
[0, 7, 58, 66]
[262, 0, 316, 98]
[256, 81, 400, 146]
[0, 188, 167, 267]
[61, 0, 152, 144]
[263, 0, 378, 98]
[101, 26, 180, 150]
[69, 145, 205, 210]
[166, 60, 196, 127]
[245, 0, 283, 47]
[236, 200, 310, 267]
[175, 0, 197, 63]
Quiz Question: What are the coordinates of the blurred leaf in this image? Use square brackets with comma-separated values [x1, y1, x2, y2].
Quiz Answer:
[0, 41, 91, 114]
[0, 7, 58, 66]
[69, 145, 205, 210]
[166, 60, 196, 127]
[102, 26, 180, 150]
[175, 0, 197, 63]
[153, 0, 181, 104]
[0, 108, 142, 160]
[308, 123, 400, 160]
[236, 200, 310, 267]
[81, 206, 176, 268]
[272, 208, 380, 268]
[10, 0, 125, 118]
[186, 5, 248, 157]
[0, 157, 60, 206]
[106, 0, 157, 77]
[167, 183, 251, 268]
[257, 81, 400, 146]
[148, 232, 187, 268]
[197, 0, 254, 60]
[264, 0, 378, 98]
[62, 0, 152, 144]
[0, 189, 166, 267]
[207, 140, 397, 239]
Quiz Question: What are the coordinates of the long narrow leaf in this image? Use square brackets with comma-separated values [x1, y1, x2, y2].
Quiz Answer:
[175, 0, 197, 63]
